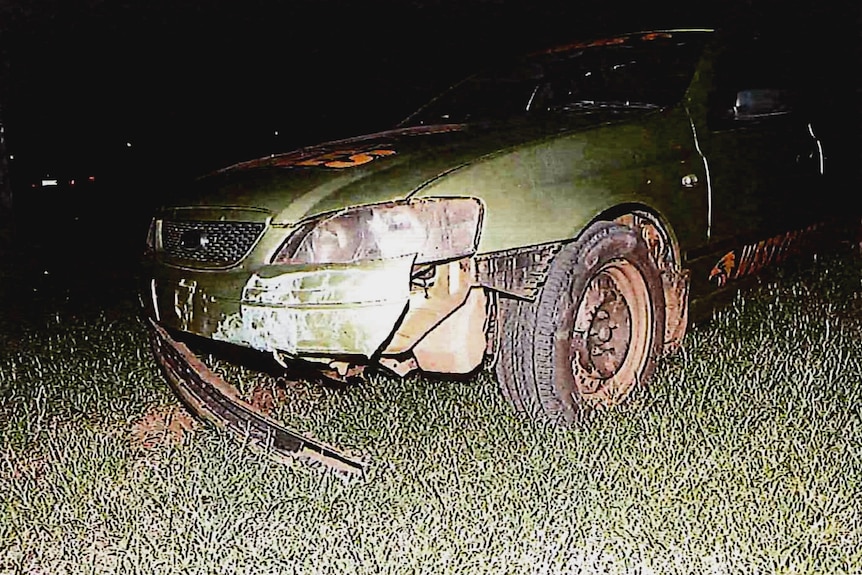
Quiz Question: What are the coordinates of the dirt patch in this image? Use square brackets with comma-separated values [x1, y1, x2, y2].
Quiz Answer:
[130, 404, 199, 450]
[247, 383, 289, 417]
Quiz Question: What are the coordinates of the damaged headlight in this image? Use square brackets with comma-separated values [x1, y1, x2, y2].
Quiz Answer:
[272, 197, 483, 265]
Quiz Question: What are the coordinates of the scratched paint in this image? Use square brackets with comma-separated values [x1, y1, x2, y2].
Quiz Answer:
[211, 255, 414, 356]
[709, 224, 820, 287]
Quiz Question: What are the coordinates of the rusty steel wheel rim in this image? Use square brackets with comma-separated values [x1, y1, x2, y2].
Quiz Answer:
[571, 259, 652, 405]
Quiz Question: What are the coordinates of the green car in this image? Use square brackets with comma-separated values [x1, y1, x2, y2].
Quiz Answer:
[142, 29, 839, 471]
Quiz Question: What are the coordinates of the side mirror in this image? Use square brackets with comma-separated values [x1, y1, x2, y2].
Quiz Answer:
[731, 88, 793, 120]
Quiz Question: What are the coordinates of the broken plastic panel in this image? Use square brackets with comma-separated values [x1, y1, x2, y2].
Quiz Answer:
[272, 197, 483, 265]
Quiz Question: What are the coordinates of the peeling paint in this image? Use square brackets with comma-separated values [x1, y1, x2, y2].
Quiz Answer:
[212, 255, 414, 356]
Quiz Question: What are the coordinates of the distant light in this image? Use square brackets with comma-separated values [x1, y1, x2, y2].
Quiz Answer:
[88, 175, 95, 182]
[41, 179, 58, 187]
[70, 179, 75, 186]
[8, 154, 13, 160]
[274, 130, 279, 136]
[126, 142, 132, 147]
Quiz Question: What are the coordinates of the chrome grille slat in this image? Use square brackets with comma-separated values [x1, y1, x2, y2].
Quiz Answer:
[161, 220, 266, 266]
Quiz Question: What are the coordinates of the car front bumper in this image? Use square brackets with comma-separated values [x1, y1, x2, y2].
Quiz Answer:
[147, 318, 366, 474]
[143, 254, 415, 359]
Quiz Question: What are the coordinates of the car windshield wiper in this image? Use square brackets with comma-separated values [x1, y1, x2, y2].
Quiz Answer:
[552, 100, 662, 112]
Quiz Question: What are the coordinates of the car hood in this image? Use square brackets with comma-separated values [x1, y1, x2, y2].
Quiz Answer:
[168, 111, 653, 225]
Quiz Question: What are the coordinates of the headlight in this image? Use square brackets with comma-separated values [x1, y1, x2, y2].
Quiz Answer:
[272, 197, 483, 265]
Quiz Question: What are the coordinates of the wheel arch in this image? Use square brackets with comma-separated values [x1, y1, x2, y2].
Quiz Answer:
[481, 202, 690, 356]
[593, 203, 683, 272]
[596, 203, 690, 355]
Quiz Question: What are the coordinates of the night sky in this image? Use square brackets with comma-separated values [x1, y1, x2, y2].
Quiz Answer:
[1, 0, 859, 189]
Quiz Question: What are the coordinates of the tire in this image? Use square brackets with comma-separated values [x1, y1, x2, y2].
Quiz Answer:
[495, 222, 665, 423]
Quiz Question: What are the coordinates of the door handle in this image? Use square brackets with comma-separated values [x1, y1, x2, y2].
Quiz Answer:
[681, 174, 699, 188]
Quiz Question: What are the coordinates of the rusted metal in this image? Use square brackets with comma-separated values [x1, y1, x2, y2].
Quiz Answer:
[661, 267, 690, 355]
[615, 212, 690, 355]
[148, 318, 366, 476]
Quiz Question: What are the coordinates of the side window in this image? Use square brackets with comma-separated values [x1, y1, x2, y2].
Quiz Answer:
[708, 40, 798, 129]
[731, 88, 794, 119]
[539, 37, 705, 110]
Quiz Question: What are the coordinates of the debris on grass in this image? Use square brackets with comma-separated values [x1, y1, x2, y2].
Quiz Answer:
[247, 382, 289, 417]
[129, 404, 199, 451]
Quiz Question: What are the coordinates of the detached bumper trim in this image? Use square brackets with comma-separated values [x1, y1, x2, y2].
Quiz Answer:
[148, 318, 366, 475]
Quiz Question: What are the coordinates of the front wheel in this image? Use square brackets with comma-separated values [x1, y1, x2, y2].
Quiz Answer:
[496, 222, 665, 423]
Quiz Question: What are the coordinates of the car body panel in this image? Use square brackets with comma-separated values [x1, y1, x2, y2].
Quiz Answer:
[175, 113, 680, 232]
[155, 106, 710, 260]
[684, 40, 828, 246]
[415, 106, 710, 254]
[214, 255, 415, 356]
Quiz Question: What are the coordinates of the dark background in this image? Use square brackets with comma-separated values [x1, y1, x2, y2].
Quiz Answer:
[0, 0, 860, 281]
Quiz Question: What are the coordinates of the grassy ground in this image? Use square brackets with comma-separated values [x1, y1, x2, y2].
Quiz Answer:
[1, 253, 862, 574]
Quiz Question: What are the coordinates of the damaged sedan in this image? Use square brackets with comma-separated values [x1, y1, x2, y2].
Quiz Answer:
[142, 29, 845, 472]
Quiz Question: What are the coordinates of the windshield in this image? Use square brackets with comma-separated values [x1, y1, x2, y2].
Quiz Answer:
[403, 31, 709, 126]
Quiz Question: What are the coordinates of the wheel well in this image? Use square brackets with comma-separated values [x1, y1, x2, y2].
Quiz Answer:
[601, 206, 690, 355]
[485, 207, 690, 361]
[598, 204, 682, 273]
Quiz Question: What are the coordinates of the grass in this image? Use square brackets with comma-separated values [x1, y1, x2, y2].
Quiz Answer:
[2, 254, 862, 574]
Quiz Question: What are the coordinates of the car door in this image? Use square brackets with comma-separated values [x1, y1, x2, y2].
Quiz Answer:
[695, 39, 825, 250]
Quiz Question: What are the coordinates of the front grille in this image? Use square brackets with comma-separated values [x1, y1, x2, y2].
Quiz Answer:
[161, 220, 266, 266]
